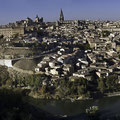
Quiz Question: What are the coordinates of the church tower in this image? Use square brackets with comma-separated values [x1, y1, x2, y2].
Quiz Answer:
[59, 9, 64, 22]
[35, 15, 40, 23]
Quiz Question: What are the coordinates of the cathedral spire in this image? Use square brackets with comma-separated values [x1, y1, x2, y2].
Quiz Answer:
[59, 9, 64, 22]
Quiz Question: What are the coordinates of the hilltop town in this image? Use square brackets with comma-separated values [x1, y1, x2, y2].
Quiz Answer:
[0, 10, 120, 99]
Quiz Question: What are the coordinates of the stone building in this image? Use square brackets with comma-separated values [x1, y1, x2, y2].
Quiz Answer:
[35, 15, 43, 23]
[0, 27, 25, 38]
[58, 9, 80, 26]
[59, 9, 64, 23]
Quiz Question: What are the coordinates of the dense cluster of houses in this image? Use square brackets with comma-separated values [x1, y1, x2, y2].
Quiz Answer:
[1, 10, 120, 83]
[33, 19, 120, 82]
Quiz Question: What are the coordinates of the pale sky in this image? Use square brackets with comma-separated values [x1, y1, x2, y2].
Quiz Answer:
[0, 0, 120, 24]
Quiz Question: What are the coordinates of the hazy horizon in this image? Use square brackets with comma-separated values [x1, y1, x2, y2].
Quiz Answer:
[0, 0, 120, 25]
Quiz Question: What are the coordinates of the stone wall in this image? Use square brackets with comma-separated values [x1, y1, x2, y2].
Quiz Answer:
[0, 59, 12, 67]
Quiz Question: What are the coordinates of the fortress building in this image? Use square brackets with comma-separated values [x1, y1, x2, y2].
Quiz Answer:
[0, 27, 25, 38]
[0, 15, 44, 38]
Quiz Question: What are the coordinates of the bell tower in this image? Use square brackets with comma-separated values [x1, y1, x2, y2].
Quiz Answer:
[59, 9, 64, 23]
[35, 15, 39, 23]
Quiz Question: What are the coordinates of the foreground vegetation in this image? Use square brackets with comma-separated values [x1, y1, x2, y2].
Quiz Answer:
[0, 88, 60, 120]
[0, 66, 120, 101]
[0, 66, 120, 119]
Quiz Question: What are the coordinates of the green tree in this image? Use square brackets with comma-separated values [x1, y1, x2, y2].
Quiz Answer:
[106, 75, 119, 91]
[34, 75, 42, 91]
[102, 30, 110, 37]
[40, 85, 47, 94]
[0, 35, 4, 39]
[77, 85, 86, 95]
[98, 78, 105, 93]
[6, 79, 13, 87]
[12, 33, 19, 38]
[0, 66, 9, 86]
